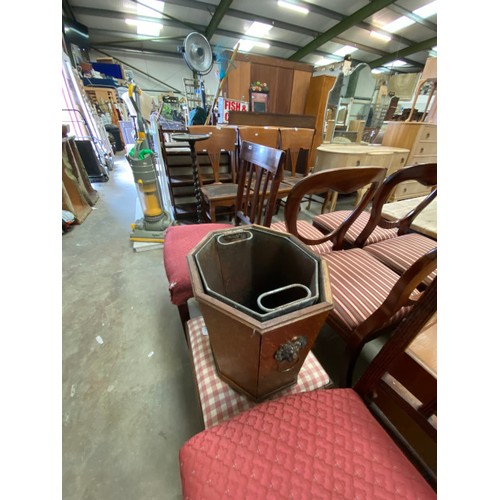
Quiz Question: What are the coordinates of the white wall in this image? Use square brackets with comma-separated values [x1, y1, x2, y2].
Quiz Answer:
[89, 48, 221, 100]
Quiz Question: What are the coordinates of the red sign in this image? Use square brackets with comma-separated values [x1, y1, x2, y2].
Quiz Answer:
[218, 98, 249, 123]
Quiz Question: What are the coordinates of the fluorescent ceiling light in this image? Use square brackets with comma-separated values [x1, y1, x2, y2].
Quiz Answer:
[414, 1, 437, 19]
[383, 16, 414, 33]
[370, 31, 391, 42]
[277, 1, 309, 15]
[246, 21, 273, 37]
[235, 39, 270, 52]
[137, 0, 164, 18]
[126, 19, 163, 35]
[371, 68, 390, 74]
[333, 45, 358, 57]
[136, 21, 162, 36]
[382, 1, 437, 34]
[384, 59, 407, 68]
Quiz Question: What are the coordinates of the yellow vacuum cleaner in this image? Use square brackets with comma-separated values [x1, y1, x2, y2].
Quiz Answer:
[126, 85, 171, 242]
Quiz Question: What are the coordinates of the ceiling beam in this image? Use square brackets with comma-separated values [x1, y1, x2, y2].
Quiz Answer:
[205, 0, 233, 40]
[288, 0, 398, 61]
[368, 37, 437, 68]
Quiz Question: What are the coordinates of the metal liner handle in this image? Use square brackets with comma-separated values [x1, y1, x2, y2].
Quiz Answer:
[257, 283, 312, 313]
[216, 230, 253, 245]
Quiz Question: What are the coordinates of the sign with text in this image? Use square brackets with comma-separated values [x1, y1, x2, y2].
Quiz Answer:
[217, 98, 249, 123]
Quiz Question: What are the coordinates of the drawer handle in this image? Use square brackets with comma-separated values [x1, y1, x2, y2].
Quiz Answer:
[420, 147, 424, 153]
[400, 157, 405, 164]
[425, 133, 430, 139]
[356, 160, 360, 166]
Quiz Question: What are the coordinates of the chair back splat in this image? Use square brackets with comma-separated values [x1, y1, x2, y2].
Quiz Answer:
[235, 141, 285, 226]
[279, 127, 315, 178]
[312, 162, 437, 248]
[284, 166, 387, 250]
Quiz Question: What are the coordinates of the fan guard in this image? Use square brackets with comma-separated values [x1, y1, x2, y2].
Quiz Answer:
[182, 32, 214, 75]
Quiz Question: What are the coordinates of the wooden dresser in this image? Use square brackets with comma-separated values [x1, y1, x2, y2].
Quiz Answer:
[313, 144, 410, 208]
[314, 144, 409, 177]
[382, 122, 437, 201]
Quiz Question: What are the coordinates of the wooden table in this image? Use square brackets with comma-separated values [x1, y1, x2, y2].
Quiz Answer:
[381, 196, 437, 239]
[406, 313, 437, 379]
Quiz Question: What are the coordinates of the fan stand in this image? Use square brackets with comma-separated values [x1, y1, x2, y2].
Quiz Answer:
[171, 133, 210, 224]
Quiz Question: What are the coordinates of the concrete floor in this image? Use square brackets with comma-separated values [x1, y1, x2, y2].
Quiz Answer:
[62, 153, 202, 500]
[62, 153, 381, 499]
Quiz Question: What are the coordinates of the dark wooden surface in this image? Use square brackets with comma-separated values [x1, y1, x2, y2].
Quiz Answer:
[228, 111, 316, 129]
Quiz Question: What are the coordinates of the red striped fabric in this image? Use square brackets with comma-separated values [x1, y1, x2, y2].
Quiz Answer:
[363, 233, 437, 286]
[270, 220, 333, 254]
[320, 249, 410, 334]
[313, 210, 398, 246]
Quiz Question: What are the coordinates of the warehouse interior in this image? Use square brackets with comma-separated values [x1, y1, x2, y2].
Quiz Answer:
[4, 1, 498, 499]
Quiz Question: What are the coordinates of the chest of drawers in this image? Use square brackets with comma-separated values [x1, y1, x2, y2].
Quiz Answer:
[381, 122, 437, 201]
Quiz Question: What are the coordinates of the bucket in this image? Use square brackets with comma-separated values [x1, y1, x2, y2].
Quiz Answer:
[187, 225, 333, 401]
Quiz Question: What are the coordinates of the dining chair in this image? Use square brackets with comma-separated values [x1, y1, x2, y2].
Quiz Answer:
[187, 125, 238, 222]
[312, 163, 437, 285]
[163, 141, 285, 330]
[274, 167, 438, 387]
[279, 127, 315, 186]
[179, 278, 437, 499]
[312, 163, 437, 246]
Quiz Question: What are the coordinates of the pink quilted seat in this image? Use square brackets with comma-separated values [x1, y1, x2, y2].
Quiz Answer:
[363, 233, 437, 287]
[270, 220, 333, 254]
[321, 248, 412, 334]
[179, 389, 436, 499]
[313, 210, 398, 246]
[163, 223, 232, 306]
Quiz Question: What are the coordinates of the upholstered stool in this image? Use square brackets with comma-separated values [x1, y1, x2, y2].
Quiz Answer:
[163, 223, 232, 328]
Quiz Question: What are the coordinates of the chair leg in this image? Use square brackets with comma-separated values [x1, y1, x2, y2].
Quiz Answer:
[177, 303, 191, 338]
[338, 342, 363, 388]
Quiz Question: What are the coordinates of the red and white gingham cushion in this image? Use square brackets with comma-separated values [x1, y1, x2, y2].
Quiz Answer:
[180, 389, 436, 499]
[187, 316, 331, 429]
[270, 220, 334, 254]
[313, 210, 398, 246]
[363, 233, 437, 287]
[321, 248, 412, 334]
[163, 223, 232, 306]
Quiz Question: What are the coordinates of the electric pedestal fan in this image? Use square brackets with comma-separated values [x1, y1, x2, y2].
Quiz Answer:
[173, 32, 215, 222]
[179, 32, 214, 113]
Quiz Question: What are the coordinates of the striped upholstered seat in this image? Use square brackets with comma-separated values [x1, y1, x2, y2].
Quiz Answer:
[313, 209, 398, 246]
[320, 248, 413, 333]
[362, 233, 437, 287]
